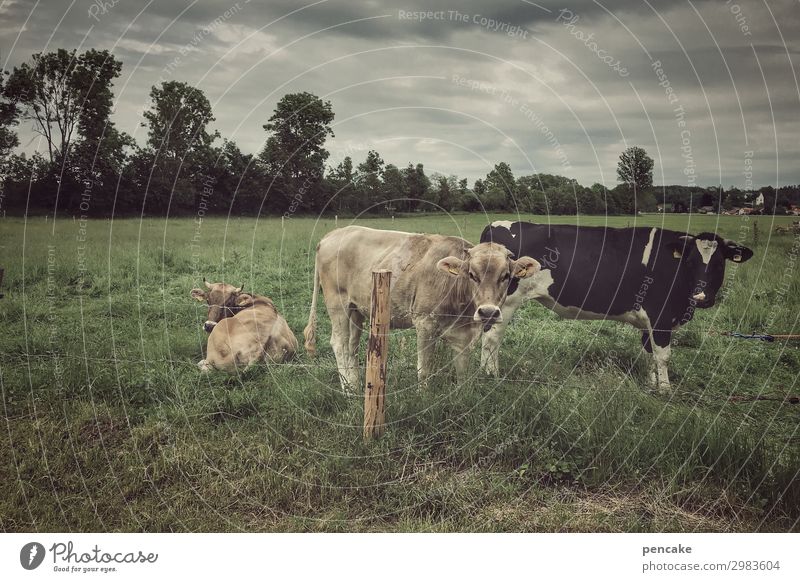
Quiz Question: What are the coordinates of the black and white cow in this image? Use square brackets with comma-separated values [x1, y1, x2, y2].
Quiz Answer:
[480, 221, 754, 392]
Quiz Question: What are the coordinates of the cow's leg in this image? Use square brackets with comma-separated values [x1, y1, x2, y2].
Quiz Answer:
[447, 330, 476, 384]
[652, 330, 672, 393]
[481, 320, 507, 377]
[640, 332, 657, 388]
[348, 309, 365, 356]
[342, 308, 365, 389]
[481, 284, 526, 377]
[328, 305, 357, 391]
[415, 319, 438, 389]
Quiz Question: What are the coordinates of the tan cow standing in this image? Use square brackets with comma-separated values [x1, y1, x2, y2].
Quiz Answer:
[303, 226, 539, 390]
[191, 280, 298, 373]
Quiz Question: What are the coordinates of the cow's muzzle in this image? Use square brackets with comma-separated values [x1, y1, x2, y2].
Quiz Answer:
[475, 305, 502, 331]
[204, 321, 217, 333]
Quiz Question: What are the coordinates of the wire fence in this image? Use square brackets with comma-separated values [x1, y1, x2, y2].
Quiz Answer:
[3, 351, 797, 403]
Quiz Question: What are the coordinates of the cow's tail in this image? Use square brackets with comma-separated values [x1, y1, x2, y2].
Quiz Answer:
[303, 251, 320, 357]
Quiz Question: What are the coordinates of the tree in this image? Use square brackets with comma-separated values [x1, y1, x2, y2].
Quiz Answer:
[723, 187, 746, 210]
[0, 70, 20, 162]
[463, 178, 487, 211]
[259, 92, 334, 212]
[356, 150, 384, 210]
[484, 162, 516, 210]
[1, 152, 50, 209]
[143, 81, 217, 161]
[616, 146, 654, 213]
[617, 146, 654, 191]
[207, 139, 263, 214]
[402, 163, 430, 211]
[139, 81, 219, 212]
[6, 49, 122, 163]
[328, 156, 357, 212]
[576, 186, 603, 215]
[70, 126, 134, 212]
[381, 163, 407, 213]
[431, 174, 461, 211]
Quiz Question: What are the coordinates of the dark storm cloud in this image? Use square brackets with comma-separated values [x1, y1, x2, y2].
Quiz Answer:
[1, 0, 798, 187]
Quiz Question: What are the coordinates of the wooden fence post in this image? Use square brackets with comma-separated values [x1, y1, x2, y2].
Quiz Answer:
[0, 267, 4, 299]
[753, 219, 759, 247]
[364, 269, 391, 440]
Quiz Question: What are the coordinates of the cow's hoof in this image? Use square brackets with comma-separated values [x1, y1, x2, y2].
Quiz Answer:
[198, 360, 212, 373]
[481, 364, 499, 378]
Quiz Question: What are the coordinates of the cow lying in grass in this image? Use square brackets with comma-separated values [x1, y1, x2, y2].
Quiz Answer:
[191, 280, 298, 373]
[303, 225, 539, 390]
[480, 221, 754, 392]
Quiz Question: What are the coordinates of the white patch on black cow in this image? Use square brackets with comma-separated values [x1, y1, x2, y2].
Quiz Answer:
[482, 266, 653, 376]
[491, 220, 517, 237]
[652, 343, 671, 390]
[641, 228, 657, 267]
[695, 239, 718, 264]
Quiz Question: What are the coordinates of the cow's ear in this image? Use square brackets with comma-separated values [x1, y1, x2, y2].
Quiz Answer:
[512, 256, 540, 279]
[722, 240, 754, 263]
[235, 293, 254, 307]
[191, 288, 206, 302]
[203, 278, 213, 290]
[437, 256, 465, 277]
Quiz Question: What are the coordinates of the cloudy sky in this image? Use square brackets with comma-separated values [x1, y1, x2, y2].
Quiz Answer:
[2, 0, 798, 187]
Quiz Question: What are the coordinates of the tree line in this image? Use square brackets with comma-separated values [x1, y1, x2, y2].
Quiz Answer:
[1, 49, 798, 217]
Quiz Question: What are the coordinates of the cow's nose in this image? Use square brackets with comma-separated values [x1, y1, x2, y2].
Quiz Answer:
[203, 321, 216, 333]
[477, 306, 501, 321]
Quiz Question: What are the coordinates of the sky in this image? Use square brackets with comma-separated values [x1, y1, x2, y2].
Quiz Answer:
[1, 0, 798, 188]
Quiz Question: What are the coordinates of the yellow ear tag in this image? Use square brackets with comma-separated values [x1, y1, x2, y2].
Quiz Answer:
[673, 250, 682, 259]
[448, 267, 460, 275]
[733, 255, 741, 262]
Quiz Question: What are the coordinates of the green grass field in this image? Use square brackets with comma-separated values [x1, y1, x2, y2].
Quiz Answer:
[1, 212, 798, 532]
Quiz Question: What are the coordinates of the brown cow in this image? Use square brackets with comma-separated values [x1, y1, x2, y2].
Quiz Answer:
[303, 226, 539, 390]
[191, 280, 298, 373]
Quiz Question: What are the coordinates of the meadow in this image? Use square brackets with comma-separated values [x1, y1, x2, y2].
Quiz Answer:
[1, 212, 798, 532]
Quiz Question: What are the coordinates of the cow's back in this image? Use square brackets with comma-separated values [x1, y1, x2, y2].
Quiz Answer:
[205, 303, 297, 370]
[482, 222, 687, 318]
[316, 226, 471, 323]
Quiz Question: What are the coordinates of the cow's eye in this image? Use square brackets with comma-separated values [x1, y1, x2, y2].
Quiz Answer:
[500, 273, 510, 283]
[469, 272, 480, 283]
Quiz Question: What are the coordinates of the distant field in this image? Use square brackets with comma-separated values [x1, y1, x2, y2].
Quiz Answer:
[1, 213, 798, 532]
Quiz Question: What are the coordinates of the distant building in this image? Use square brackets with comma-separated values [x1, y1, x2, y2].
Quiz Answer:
[744, 191, 764, 207]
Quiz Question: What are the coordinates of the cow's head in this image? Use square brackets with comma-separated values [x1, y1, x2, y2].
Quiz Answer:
[190, 279, 244, 332]
[670, 233, 753, 308]
[437, 243, 540, 330]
